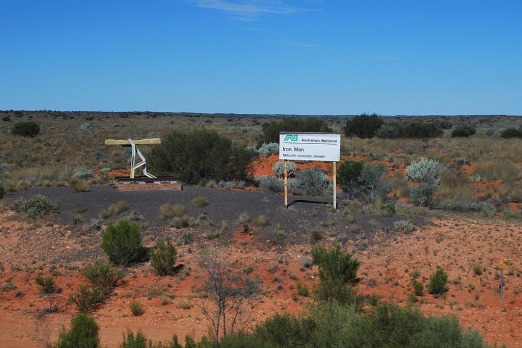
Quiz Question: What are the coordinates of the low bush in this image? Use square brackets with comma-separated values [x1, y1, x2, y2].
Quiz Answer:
[427, 268, 449, 296]
[290, 168, 330, 196]
[412, 280, 424, 296]
[410, 182, 436, 207]
[191, 195, 208, 207]
[375, 122, 404, 138]
[99, 200, 129, 219]
[337, 160, 364, 193]
[129, 300, 144, 316]
[344, 113, 383, 138]
[36, 275, 60, 295]
[394, 220, 416, 233]
[70, 177, 90, 192]
[14, 194, 59, 218]
[403, 121, 443, 138]
[452, 124, 476, 137]
[359, 163, 389, 203]
[100, 220, 146, 266]
[257, 142, 280, 156]
[254, 214, 270, 227]
[500, 127, 522, 138]
[72, 285, 107, 312]
[159, 203, 185, 220]
[406, 158, 444, 184]
[257, 176, 284, 193]
[47, 312, 100, 348]
[81, 260, 123, 294]
[272, 161, 298, 177]
[257, 118, 332, 146]
[149, 240, 178, 276]
[11, 121, 40, 137]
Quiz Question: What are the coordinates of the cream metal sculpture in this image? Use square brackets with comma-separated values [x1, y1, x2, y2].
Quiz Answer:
[104, 138, 161, 179]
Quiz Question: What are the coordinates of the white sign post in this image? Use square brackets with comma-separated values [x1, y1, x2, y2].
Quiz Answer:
[279, 132, 341, 209]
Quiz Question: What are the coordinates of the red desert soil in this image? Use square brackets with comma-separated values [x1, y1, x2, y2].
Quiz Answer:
[1, 209, 521, 348]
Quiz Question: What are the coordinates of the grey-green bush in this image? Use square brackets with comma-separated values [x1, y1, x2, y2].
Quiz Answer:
[100, 220, 146, 266]
[14, 194, 59, 218]
[290, 168, 330, 196]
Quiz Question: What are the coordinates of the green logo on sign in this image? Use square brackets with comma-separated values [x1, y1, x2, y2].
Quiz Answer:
[284, 134, 298, 142]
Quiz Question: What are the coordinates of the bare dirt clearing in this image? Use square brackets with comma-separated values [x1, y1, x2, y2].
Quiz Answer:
[1, 186, 521, 347]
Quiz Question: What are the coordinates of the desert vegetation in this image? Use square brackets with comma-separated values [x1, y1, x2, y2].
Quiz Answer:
[0, 111, 521, 347]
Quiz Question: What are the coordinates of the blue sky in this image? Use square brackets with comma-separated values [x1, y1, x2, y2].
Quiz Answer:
[1, 0, 521, 115]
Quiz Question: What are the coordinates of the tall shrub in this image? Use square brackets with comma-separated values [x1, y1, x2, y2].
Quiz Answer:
[311, 244, 361, 305]
[149, 240, 178, 276]
[337, 160, 364, 193]
[100, 220, 146, 266]
[148, 129, 253, 185]
[11, 121, 40, 137]
[48, 312, 100, 348]
[344, 113, 383, 138]
[257, 118, 332, 146]
[403, 121, 443, 138]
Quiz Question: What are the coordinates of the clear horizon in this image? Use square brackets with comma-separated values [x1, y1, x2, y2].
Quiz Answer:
[1, 1, 521, 116]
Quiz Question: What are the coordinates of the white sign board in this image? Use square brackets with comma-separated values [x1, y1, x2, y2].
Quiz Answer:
[279, 133, 341, 162]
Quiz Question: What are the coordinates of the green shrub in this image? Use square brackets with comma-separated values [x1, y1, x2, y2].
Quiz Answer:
[72, 285, 107, 312]
[451, 124, 476, 137]
[427, 268, 449, 296]
[296, 282, 310, 297]
[311, 244, 361, 306]
[2, 116, 11, 122]
[36, 275, 60, 295]
[257, 118, 332, 146]
[255, 313, 315, 347]
[11, 121, 40, 137]
[129, 300, 144, 316]
[14, 194, 59, 218]
[375, 122, 405, 138]
[403, 121, 443, 138]
[81, 260, 123, 294]
[412, 280, 424, 296]
[100, 220, 146, 266]
[148, 129, 253, 184]
[500, 127, 522, 138]
[48, 312, 100, 348]
[120, 330, 184, 348]
[344, 113, 383, 138]
[410, 182, 436, 207]
[149, 240, 178, 276]
[337, 160, 364, 193]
